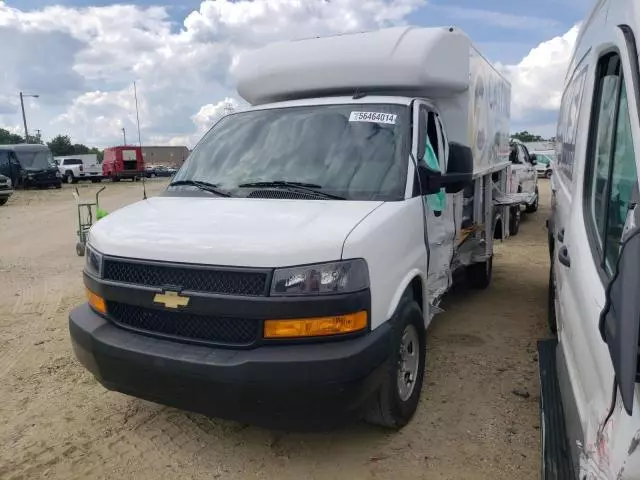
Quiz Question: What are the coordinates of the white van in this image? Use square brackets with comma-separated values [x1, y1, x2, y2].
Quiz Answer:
[69, 26, 513, 429]
[544, 0, 640, 477]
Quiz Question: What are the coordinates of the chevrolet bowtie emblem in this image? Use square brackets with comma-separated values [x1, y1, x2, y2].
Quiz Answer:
[154, 290, 190, 309]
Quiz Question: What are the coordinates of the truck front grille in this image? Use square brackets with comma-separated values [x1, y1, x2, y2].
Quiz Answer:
[103, 259, 269, 296]
[107, 302, 259, 346]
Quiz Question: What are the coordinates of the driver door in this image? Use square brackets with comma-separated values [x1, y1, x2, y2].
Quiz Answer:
[415, 103, 455, 302]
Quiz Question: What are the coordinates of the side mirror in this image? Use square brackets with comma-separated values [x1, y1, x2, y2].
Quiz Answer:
[529, 153, 537, 165]
[441, 142, 473, 193]
[415, 163, 442, 195]
[600, 199, 640, 415]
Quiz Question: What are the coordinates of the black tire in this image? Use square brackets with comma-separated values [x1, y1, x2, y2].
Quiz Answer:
[509, 207, 520, 236]
[66, 172, 77, 184]
[466, 255, 493, 289]
[548, 262, 558, 335]
[0, 198, 7, 206]
[364, 297, 426, 429]
[545, 170, 552, 179]
[76, 242, 86, 257]
[526, 187, 539, 213]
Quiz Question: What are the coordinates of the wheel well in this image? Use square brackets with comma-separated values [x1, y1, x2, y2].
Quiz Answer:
[410, 276, 423, 312]
[65, 170, 73, 175]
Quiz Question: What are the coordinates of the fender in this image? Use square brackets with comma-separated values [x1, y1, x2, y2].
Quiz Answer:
[385, 268, 428, 326]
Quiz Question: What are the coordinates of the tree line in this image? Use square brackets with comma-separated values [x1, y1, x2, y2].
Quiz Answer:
[0, 128, 103, 162]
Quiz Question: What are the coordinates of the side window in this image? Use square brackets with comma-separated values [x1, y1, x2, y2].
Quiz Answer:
[0, 151, 8, 167]
[517, 145, 527, 164]
[585, 52, 639, 276]
[557, 65, 588, 182]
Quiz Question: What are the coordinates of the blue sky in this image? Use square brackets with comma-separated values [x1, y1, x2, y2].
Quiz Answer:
[0, 0, 588, 146]
[7, 0, 590, 63]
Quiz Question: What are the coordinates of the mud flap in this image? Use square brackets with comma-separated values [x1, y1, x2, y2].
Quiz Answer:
[538, 339, 576, 479]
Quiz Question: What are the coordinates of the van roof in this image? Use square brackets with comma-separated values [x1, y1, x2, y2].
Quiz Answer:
[235, 26, 487, 106]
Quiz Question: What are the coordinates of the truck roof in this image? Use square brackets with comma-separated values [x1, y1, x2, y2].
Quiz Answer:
[236, 26, 504, 106]
[0, 144, 50, 152]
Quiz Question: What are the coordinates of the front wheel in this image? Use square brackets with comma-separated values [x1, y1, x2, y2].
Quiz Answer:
[364, 299, 426, 429]
[0, 198, 7, 206]
[545, 170, 553, 179]
[526, 187, 539, 213]
[76, 242, 86, 257]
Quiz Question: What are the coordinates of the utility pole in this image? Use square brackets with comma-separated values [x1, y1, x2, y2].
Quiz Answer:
[122, 127, 127, 145]
[19, 92, 40, 143]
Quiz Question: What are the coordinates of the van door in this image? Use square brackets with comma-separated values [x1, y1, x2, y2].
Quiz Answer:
[415, 103, 455, 302]
[557, 45, 640, 475]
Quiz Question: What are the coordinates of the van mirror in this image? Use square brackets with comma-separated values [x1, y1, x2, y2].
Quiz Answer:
[529, 153, 538, 165]
[441, 142, 473, 193]
[415, 163, 442, 195]
[599, 201, 640, 415]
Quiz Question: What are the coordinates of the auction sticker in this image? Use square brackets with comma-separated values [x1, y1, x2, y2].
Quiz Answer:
[349, 111, 397, 125]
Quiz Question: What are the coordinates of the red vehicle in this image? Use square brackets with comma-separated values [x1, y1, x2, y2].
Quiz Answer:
[102, 146, 145, 182]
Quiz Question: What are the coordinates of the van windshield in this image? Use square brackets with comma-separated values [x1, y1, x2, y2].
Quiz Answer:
[16, 150, 56, 171]
[172, 104, 409, 201]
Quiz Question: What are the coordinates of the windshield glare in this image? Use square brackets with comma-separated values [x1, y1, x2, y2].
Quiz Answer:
[172, 104, 409, 201]
[16, 150, 56, 170]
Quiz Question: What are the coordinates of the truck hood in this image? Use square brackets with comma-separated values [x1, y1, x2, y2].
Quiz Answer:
[90, 196, 383, 267]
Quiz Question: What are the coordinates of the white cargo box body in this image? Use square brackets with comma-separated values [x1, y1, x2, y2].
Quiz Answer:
[236, 26, 511, 175]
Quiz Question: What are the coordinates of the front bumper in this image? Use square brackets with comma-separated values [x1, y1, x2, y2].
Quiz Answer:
[0, 188, 13, 199]
[69, 303, 392, 428]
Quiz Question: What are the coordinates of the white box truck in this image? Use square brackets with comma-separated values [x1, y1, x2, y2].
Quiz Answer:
[69, 26, 513, 429]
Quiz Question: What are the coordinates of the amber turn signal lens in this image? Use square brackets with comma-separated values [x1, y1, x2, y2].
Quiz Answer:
[264, 311, 367, 339]
[86, 288, 107, 314]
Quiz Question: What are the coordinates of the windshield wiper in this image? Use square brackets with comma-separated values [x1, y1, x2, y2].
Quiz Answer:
[238, 180, 345, 200]
[168, 180, 231, 197]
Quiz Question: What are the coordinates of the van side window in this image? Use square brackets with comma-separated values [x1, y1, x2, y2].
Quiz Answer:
[556, 65, 588, 182]
[585, 52, 639, 275]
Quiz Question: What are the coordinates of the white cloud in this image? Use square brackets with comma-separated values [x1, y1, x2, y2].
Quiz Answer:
[0, 0, 580, 145]
[434, 5, 562, 31]
[0, 0, 425, 148]
[500, 25, 580, 125]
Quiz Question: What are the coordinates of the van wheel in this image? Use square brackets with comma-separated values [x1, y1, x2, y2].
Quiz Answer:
[364, 298, 425, 429]
[466, 256, 493, 289]
[548, 262, 558, 334]
[526, 187, 539, 213]
[509, 207, 520, 236]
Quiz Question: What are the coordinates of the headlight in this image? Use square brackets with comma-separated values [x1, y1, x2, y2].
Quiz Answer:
[85, 244, 103, 278]
[271, 259, 369, 296]
[56, 171, 62, 178]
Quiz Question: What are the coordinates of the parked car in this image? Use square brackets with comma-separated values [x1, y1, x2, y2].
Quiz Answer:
[102, 146, 144, 182]
[145, 165, 174, 178]
[0, 174, 13, 205]
[70, 26, 515, 430]
[543, 0, 640, 477]
[504, 140, 539, 235]
[55, 154, 102, 184]
[0, 144, 62, 189]
[531, 150, 554, 178]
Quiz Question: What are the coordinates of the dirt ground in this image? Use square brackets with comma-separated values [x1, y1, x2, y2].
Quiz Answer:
[0, 179, 551, 480]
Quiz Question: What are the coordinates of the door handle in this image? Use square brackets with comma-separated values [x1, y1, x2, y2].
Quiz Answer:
[558, 245, 571, 268]
[557, 228, 565, 242]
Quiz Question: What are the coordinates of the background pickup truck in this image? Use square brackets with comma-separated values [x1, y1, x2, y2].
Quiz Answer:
[55, 155, 102, 184]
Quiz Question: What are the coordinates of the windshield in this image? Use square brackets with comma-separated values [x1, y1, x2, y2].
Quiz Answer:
[171, 104, 409, 201]
[16, 149, 56, 170]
